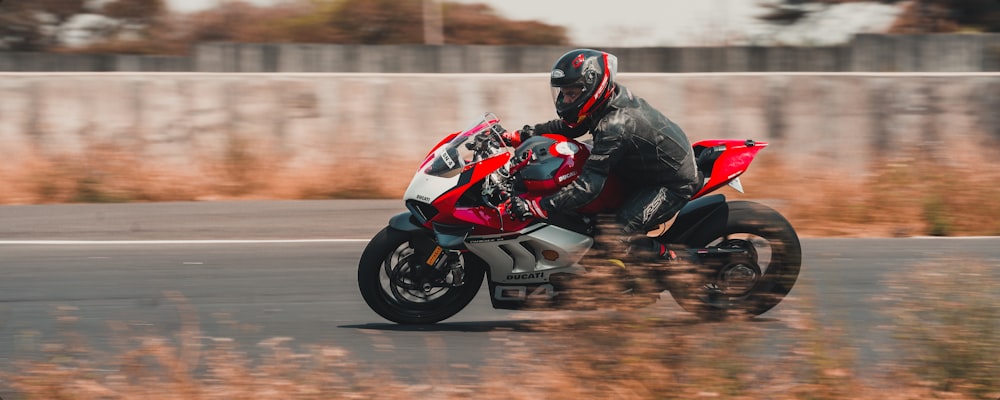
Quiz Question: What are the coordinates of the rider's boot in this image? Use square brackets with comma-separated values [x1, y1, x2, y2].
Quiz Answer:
[625, 236, 690, 263]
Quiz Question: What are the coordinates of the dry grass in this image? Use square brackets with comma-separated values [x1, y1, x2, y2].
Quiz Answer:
[5, 263, 999, 400]
[4, 141, 1000, 238]
[0, 140, 407, 205]
[735, 148, 1000, 238]
[881, 261, 1000, 398]
[2, 141, 998, 398]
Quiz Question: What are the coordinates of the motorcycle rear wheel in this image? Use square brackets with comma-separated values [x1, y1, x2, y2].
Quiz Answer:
[668, 200, 802, 320]
[358, 226, 485, 324]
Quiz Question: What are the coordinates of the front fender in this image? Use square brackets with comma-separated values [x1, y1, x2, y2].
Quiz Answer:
[388, 212, 469, 250]
[388, 212, 427, 232]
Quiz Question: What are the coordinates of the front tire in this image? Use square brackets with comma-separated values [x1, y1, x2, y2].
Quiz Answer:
[668, 201, 802, 320]
[358, 226, 485, 324]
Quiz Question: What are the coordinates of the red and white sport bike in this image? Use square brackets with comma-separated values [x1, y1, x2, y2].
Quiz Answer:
[359, 113, 801, 324]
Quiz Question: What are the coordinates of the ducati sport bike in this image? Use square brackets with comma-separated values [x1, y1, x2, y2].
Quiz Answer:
[358, 113, 801, 324]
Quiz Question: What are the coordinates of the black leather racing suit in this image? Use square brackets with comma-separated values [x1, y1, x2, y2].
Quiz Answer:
[530, 84, 700, 240]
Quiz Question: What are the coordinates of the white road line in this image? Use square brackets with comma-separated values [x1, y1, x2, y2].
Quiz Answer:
[910, 236, 999, 240]
[0, 239, 369, 245]
[2, 237, 994, 245]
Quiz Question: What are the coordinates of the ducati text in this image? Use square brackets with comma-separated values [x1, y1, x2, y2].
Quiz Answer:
[505, 272, 545, 281]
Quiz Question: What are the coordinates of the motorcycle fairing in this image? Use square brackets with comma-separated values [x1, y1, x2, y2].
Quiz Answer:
[692, 140, 767, 199]
[470, 223, 592, 310]
[398, 116, 767, 308]
[466, 223, 593, 279]
[361, 113, 800, 324]
[432, 154, 511, 224]
[655, 194, 728, 245]
[389, 211, 425, 233]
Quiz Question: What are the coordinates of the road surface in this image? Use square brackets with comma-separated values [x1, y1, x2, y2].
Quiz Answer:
[1, 200, 998, 388]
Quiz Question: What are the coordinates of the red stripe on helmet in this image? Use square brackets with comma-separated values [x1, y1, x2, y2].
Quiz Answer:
[576, 52, 611, 122]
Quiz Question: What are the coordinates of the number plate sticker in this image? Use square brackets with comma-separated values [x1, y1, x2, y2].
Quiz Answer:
[426, 246, 443, 265]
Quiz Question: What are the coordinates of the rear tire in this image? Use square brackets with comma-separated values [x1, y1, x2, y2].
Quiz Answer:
[358, 226, 485, 324]
[668, 201, 801, 320]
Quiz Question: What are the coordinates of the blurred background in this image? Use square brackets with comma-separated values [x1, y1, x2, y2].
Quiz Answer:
[1, 0, 999, 237]
[2, 3, 1000, 399]
[2, 0, 999, 69]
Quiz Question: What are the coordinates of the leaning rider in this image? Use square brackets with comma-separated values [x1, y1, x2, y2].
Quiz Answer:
[502, 49, 700, 262]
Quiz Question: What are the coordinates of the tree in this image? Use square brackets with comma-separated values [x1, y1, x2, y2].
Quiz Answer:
[104, 0, 567, 51]
[443, 2, 567, 45]
[180, 1, 314, 44]
[294, 0, 568, 45]
[758, 0, 1000, 33]
[0, 0, 88, 50]
[81, 0, 170, 52]
[0, 0, 168, 52]
[1, 0, 569, 53]
[102, 0, 166, 33]
[325, 0, 424, 44]
[890, 0, 1000, 33]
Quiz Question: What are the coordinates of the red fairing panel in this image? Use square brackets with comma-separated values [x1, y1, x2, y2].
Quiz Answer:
[429, 152, 512, 225]
[692, 140, 768, 199]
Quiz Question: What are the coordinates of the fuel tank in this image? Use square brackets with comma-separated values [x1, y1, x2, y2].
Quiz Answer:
[514, 134, 589, 194]
[513, 134, 624, 214]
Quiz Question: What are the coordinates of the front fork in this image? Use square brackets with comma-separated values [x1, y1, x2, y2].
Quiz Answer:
[388, 213, 470, 289]
[423, 247, 466, 288]
[400, 237, 467, 290]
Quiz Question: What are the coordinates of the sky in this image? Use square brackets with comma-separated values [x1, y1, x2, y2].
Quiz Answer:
[165, 0, 903, 46]
[441, 0, 767, 46]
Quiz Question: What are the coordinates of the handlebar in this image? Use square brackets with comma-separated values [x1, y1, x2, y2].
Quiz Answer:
[508, 149, 534, 175]
[465, 130, 505, 163]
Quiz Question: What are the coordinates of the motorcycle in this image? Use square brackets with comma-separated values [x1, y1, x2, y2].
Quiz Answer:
[358, 112, 801, 324]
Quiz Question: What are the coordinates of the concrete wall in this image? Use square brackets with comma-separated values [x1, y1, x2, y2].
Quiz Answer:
[191, 44, 861, 73]
[0, 53, 193, 72]
[1, 72, 997, 183]
[193, 34, 1000, 72]
[2, 34, 999, 73]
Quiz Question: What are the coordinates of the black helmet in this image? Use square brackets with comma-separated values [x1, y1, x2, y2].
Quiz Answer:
[549, 49, 619, 128]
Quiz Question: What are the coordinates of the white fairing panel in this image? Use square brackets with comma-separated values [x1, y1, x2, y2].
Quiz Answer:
[404, 172, 458, 203]
[466, 224, 593, 284]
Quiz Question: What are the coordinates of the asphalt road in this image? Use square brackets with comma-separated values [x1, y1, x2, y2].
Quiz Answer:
[1, 200, 999, 387]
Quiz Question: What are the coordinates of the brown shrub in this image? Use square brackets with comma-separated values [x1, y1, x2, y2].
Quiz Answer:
[4, 140, 1000, 237]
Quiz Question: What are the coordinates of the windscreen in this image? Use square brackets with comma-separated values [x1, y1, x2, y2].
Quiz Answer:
[421, 113, 509, 178]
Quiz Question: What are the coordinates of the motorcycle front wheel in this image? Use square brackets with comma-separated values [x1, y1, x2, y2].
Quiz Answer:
[668, 200, 802, 320]
[358, 226, 485, 324]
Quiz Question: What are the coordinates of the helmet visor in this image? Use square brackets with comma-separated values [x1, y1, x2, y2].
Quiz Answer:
[551, 84, 585, 108]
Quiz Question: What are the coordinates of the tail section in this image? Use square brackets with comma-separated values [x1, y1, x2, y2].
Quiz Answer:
[692, 140, 767, 199]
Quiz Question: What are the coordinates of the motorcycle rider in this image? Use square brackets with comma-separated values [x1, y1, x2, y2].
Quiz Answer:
[503, 49, 700, 261]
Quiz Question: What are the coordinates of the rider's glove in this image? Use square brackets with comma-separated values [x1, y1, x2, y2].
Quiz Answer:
[505, 196, 549, 220]
[501, 130, 522, 147]
[500, 125, 536, 148]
